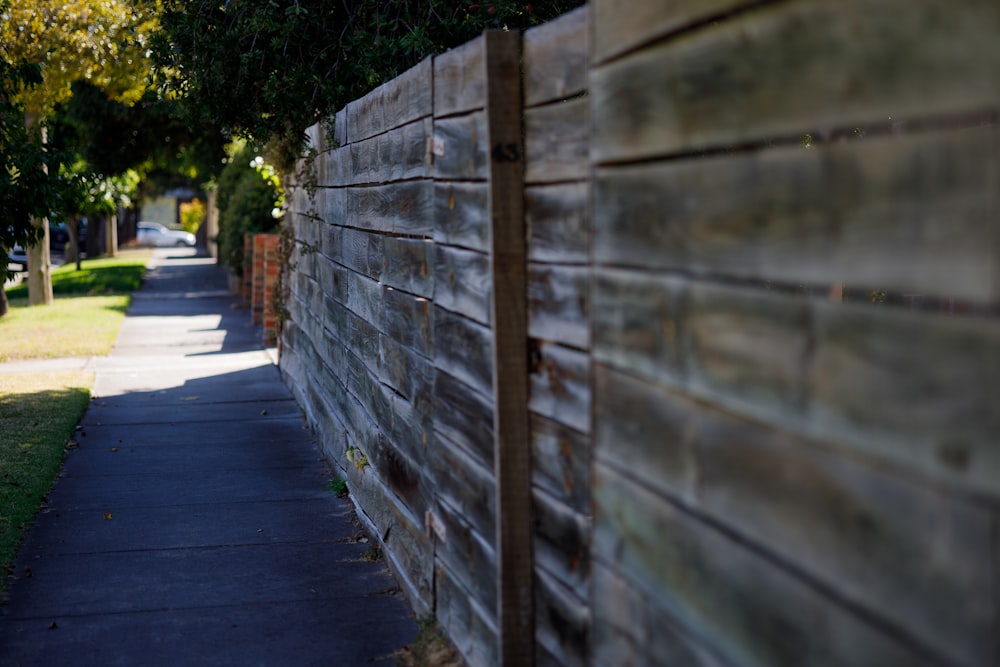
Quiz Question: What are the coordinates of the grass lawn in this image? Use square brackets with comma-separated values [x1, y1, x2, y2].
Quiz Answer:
[0, 250, 150, 584]
[0, 250, 151, 362]
[0, 371, 93, 582]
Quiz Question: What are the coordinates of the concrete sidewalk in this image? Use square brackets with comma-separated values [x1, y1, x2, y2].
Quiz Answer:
[0, 249, 418, 665]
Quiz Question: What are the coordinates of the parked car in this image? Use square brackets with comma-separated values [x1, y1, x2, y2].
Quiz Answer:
[137, 222, 196, 248]
[6, 244, 27, 272]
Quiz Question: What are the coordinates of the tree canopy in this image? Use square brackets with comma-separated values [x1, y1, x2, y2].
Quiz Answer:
[152, 0, 583, 166]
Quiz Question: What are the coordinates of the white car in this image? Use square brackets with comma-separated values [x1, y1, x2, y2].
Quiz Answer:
[137, 222, 196, 247]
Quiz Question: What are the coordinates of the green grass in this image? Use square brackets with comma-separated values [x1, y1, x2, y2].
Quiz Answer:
[1, 250, 151, 362]
[0, 371, 93, 584]
[5, 249, 151, 299]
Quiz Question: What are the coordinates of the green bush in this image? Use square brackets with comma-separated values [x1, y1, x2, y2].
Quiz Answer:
[216, 145, 281, 277]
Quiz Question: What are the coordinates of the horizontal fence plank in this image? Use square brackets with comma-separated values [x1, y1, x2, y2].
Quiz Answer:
[594, 125, 1000, 303]
[435, 497, 499, 617]
[808, 300, 1000, 497]
[434, 305, 494, 399]
[434, 244, 492, 325]
[525, 97, 590, 184]
[433, 112, 489, 180]
[592, 268, 688, 387]
[525, 183, 590, 264]
[534, 563, 588, 667]
[529, 342, 590, 435]
[533, 487, 589, 602]
[435, 181, 491, 253]
[593, 464, 940, 667]
[381, 236, 434, 298]
[596, 364, 995, 666]
[524, 5, 590, 107]
[592, 0, 1000, 163]
[434, 36, 486, 117]
[592, 0, 750, 63]
[378, 334, 435, 416]
[338, 226, 384, 281]
[530, 413, 590, 517]
[436, 560, 499, 667]
[343, 55, 433, 141]
[434, 368, 495, 472]
[430, 433, 497, 550]
[337, 118, 432, 185]
[344, 182, 434, 236]
[381, 285, 433, 359]
[591, 562, 722, 667]
[528, 264, 590, 350]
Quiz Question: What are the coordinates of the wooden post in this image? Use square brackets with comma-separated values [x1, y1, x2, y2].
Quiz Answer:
[485, 30, 533, 667]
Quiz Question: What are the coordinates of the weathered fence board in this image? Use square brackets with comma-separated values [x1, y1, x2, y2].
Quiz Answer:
[434, 36, 486, 117]
[592, 0, 1000, 163]
[530, 413, 590, 516]
[434, 305, 494, 399]
[528, 264, 589, 349]
[524, 5, 590, 107]
[525, 98, 589, 184]
[594, 126, 1000, 302]
[529, 342, 590, 436]
[433, 112, 490, 181]
[381, 236, 434, 298]
[592, 464, 940, 667]
[345, 182, 434, 236]
[592, 0, 750, 63]
[525, 183, 589, 265]
[434, 245, 492, 325]
[435, 181, 491, 252]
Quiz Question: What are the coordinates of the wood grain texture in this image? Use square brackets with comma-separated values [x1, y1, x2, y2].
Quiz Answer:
[434, 305, 494, 399]
[436, 560, 499, 667]
[592, 464, 939, 667]
[530, 413, 590, 517]
[523, 5, 590, 107]
[524, 97, 589, 184]
[435, 496, 499, 618]
[345, 181, 434, 236]
[435, 181, 491, 253]
[533, 487, 589, 602]
[381, 236, 434, 298]
[345, 55, 432, 141]
[433, 112, 490, 181]
[592, 0, 749, 63]
[434, 244, 492, 326]
[434, 36, 486, 117]
[529, 342, 590, 436]
[525, 183, 590, 265]
[809, 301, 1000, 497]
[344, 118, 433, 185]
[430, 432, 497, 549]
[592, 268, 688, 387]
[338, 226, 384, 280]
[594, 126, 1000, 302]
[527, 264, 589, 349]
[484, 29, 533, 667]
[534, 563, 588, 667]
[381, 285, 433, 359]
[591, 562, 723, 667]
[592, 0, 1000, 163]
[378, 333, 435, 416]
[434, 368, 495, 472]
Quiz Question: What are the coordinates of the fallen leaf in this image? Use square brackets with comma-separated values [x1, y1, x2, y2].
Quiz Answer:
[48, 621, 58, 630]
[260, 409, 268, 416]
[180, 396, 200, 401]
[103, 513, 113, 520]
[109, 448, 118, 453]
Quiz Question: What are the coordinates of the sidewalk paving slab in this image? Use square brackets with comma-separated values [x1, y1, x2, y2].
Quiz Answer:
[0, 248, 418, 666]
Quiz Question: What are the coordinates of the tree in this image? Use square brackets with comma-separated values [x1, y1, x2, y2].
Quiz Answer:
[0, 0, 159, 306]
[0, 56, 58, 316]
[151, 0, 583, 169]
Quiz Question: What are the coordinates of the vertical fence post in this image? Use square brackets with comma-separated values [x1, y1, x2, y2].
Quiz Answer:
[485, 29, 534, 667]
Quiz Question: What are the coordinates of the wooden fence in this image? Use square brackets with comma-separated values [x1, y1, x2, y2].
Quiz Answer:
[279, 3, 999, 666]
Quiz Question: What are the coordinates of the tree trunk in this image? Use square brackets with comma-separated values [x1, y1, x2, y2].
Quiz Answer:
[26, 217, 53, 306]
[0, 285, 8, 318]
[24, 111, 52, 306]
[106, 212, 118, 257]
[66, 213, 81, 269]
